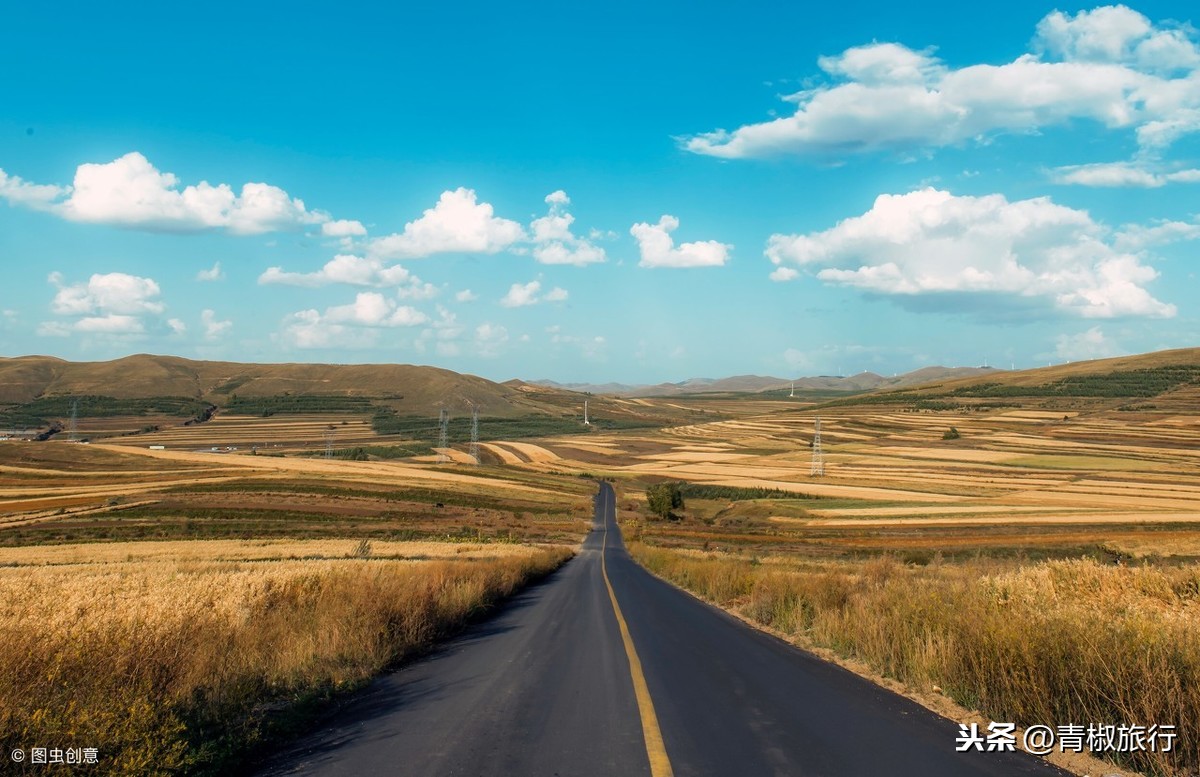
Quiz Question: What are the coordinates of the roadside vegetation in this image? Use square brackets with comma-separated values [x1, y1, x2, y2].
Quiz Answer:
[0, 543, 572, 775]
[629, 544, 1200, 776]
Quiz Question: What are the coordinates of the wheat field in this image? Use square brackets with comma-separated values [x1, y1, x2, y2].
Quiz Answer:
[0, 540, 572, 775]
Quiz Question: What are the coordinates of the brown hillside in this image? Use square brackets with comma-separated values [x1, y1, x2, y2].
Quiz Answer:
[0, 354, 567, 418]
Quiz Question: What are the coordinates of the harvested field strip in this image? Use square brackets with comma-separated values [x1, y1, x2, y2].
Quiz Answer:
[806, 504, 1096, 517]
[501, 441, 561, 462]
[703, 479, 964, 502]
[89, 444, 555, 494]
[477, 442, 527, 464]
[635, 452, 753, 462]
[0, 499, 160, 529]
[1005, 489, 1200, 510]
[803, 513, 1200, 526]
[546, 442, 627, 455]
[0, 476, 248, 502]
[430, 447, 479, 464]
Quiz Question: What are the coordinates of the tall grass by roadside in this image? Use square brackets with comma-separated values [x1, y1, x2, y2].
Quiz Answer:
[0, 545, 571, 775]
[631, 544, 1200, 776]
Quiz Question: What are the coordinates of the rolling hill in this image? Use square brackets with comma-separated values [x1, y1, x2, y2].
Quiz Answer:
[819, 347, 1200, 412]
[0, 354, 682, 432]
[535, 366, 1001, 397]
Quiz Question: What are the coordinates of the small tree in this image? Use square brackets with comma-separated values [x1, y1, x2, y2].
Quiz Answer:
[646, 482, 684, 519]
[943, 427, 961, 440]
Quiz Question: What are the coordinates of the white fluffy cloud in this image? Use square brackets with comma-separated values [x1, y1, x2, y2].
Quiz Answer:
[201, 309, 232, 340]
[502, 282, 538, 307]
[0, 153, 371, 234]
[196, 262, 224, 282]
[43, 271, 168, 336]
[280, 292, 429, 349]
[369, 188, 524, 259]
[1114, 219, 1200, 250]
[685, 6, 1200, 161]
[259, 254, 435, 300]
[475, 323, 510, 357]
[499, 280, 569, 307]
[0, 169, 66, 206]
[415, 306, 466, 357]
[631, 215, 731, 268]
[529, 190, 607, 266]
[1051, 161, 1200, 187]
[41, 153, 327, 233]
[49, 271, 165, 316]
[455, 289, 478, 302]
[766, 188, 1176, 319]
[321, 219, 367, 237]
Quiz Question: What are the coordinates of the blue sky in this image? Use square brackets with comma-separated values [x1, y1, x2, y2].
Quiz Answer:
[2, 1, 1199, 383]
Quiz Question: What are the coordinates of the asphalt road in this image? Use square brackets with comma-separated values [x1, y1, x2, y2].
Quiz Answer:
[259, 482, 1071, 776]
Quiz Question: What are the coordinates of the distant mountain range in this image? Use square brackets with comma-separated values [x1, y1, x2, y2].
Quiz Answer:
[532, 366, 1002, 397]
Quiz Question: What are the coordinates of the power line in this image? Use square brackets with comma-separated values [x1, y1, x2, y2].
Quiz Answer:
[437, 408, 449, 463]
[470, 404, 480, 465]
[811, 416, 824, 477]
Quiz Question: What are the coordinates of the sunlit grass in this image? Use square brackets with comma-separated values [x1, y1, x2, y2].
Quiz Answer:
[631, 544, 1200, 776]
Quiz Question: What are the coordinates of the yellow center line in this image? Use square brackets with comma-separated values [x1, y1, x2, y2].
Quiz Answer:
[601, 489, 675, 777]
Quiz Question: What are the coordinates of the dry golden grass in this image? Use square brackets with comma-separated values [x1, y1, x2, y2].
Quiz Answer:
[632, 545, 1200, 776]
[0, 541, 572, 775]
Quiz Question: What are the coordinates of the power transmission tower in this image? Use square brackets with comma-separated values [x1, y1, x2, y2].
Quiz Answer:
[324, 426, 334, 459]
[437, 408, 449, 463]
[810, 416, 824, 477]
[68, 399, 78, 443]
[583, 399, 590, 426]
[470, 404, 479, 465]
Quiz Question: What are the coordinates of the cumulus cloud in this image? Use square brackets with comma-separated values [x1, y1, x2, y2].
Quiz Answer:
[1114, 219, 1200, 250]
[414, 306, 466, 357]
[1051, 161, 1200, 187]
[0, 152, 338, 234]
[529, 190, 607, 266]
[74, 315, 146, 334]
[42, 271, 169, 337]
[369, 188, 524, 259]
[684, 6, 1200, 161]
[500, 281, 540, 308]
[93, 153, 318, 233]
[455, 289, 478, 302]
[0, 169, 66, 206]
[49, 271, 165, 316]
[280, 292, 429, 349]
[475, 323, 509, 357]
[321, 219, 367, 237]
[766, 188, 1176, 319]
[259, 254, 436, 300]
[201, 309, 232, 340]
[631, 215, 731, 268]
[499, 280, 569, 307]
[196, 262, 224, 282]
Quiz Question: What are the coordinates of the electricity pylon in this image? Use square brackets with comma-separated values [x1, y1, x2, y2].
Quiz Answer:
[811, 416, 824, 477]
